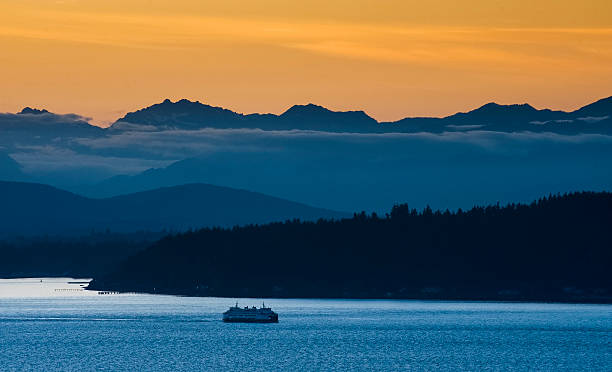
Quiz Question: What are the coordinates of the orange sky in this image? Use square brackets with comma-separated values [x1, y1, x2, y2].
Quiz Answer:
[1, 0, 611, 126]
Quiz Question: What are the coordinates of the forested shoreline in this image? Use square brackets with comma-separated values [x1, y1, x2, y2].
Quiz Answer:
[89, 192, 612, 303]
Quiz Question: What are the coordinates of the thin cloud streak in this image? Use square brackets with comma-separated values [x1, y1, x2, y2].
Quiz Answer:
[74, 127, 612, 160]
[2, 10, 611, 67]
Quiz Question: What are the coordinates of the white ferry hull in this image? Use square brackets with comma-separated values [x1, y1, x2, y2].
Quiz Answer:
[222, 304, 279, 323]
[222, 316, 278, 323]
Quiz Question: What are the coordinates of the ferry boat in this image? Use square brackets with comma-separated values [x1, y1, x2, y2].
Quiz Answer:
[223, 302, 279, 323]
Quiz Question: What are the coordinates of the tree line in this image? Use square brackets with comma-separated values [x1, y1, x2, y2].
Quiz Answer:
[90, 192, 612, 302]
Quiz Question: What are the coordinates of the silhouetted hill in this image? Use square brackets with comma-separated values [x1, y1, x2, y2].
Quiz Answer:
[278, 104, 377, 131]
[112, 99, 379, 132]
[79, 158, 221, 198]
[89, 192, 612, 303]
[386, 99, 612, 133]
[0, 181, 347, 237]
[116, 99, 243, 130]
[572, 96, 612, 117]
[446, 102, 561, 125]
[0, 233, 162, 278]
[0, 153, 26, 182]
[110, 96, 612, 134]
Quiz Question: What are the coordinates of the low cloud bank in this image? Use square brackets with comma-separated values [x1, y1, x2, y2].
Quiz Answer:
[2, 122, 612, 210]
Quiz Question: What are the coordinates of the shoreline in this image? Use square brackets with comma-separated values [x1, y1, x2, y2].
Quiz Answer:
[3, 277, 609, 304]
[85, 284, 612, 305]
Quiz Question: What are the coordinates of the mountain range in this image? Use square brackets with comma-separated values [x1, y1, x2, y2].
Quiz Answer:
[112, 99, 379, 132]
[109, 96, 612, 133]
[2, 96, 612, 213]
[0, 181, 346, 237]
[3, 96, 610, 135]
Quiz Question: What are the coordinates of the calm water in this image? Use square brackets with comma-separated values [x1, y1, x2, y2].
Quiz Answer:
[0, 279, 610, 371]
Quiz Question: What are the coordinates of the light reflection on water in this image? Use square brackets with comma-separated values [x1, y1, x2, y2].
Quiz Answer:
[0, 277, 96, 298]
[0, 278, 610, 371]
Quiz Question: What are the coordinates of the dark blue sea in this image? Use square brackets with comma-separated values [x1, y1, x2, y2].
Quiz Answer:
[0, 279, 610, 371]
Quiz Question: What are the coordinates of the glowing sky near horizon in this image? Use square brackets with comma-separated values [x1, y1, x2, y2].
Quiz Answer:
[1, 0, 611, 126]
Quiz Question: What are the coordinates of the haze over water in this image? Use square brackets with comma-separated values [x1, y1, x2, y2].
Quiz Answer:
[0, 279, 610, 371]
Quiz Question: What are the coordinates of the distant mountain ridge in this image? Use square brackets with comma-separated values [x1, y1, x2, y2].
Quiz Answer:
[19, 107, 51, 115]
[113, 99, 378, 132]
[389, 97, 612, 133]
[110, 96, 612, 133]
[0, 153, 26, 182]
[0, 181, 347, 237]
[5, 95, 611, 134]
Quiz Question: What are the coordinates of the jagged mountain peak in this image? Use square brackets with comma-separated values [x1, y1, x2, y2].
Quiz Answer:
[471, 102, 537, 114]
[114, 99, 242, 129]
[19, 107, 51, 115]
[282, 103, 376, 126]
[109, 95, 611, 133]
[282, 103, 332, 115]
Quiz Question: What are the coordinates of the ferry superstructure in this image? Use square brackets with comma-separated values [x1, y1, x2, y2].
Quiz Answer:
[222, 302, 279, 323]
